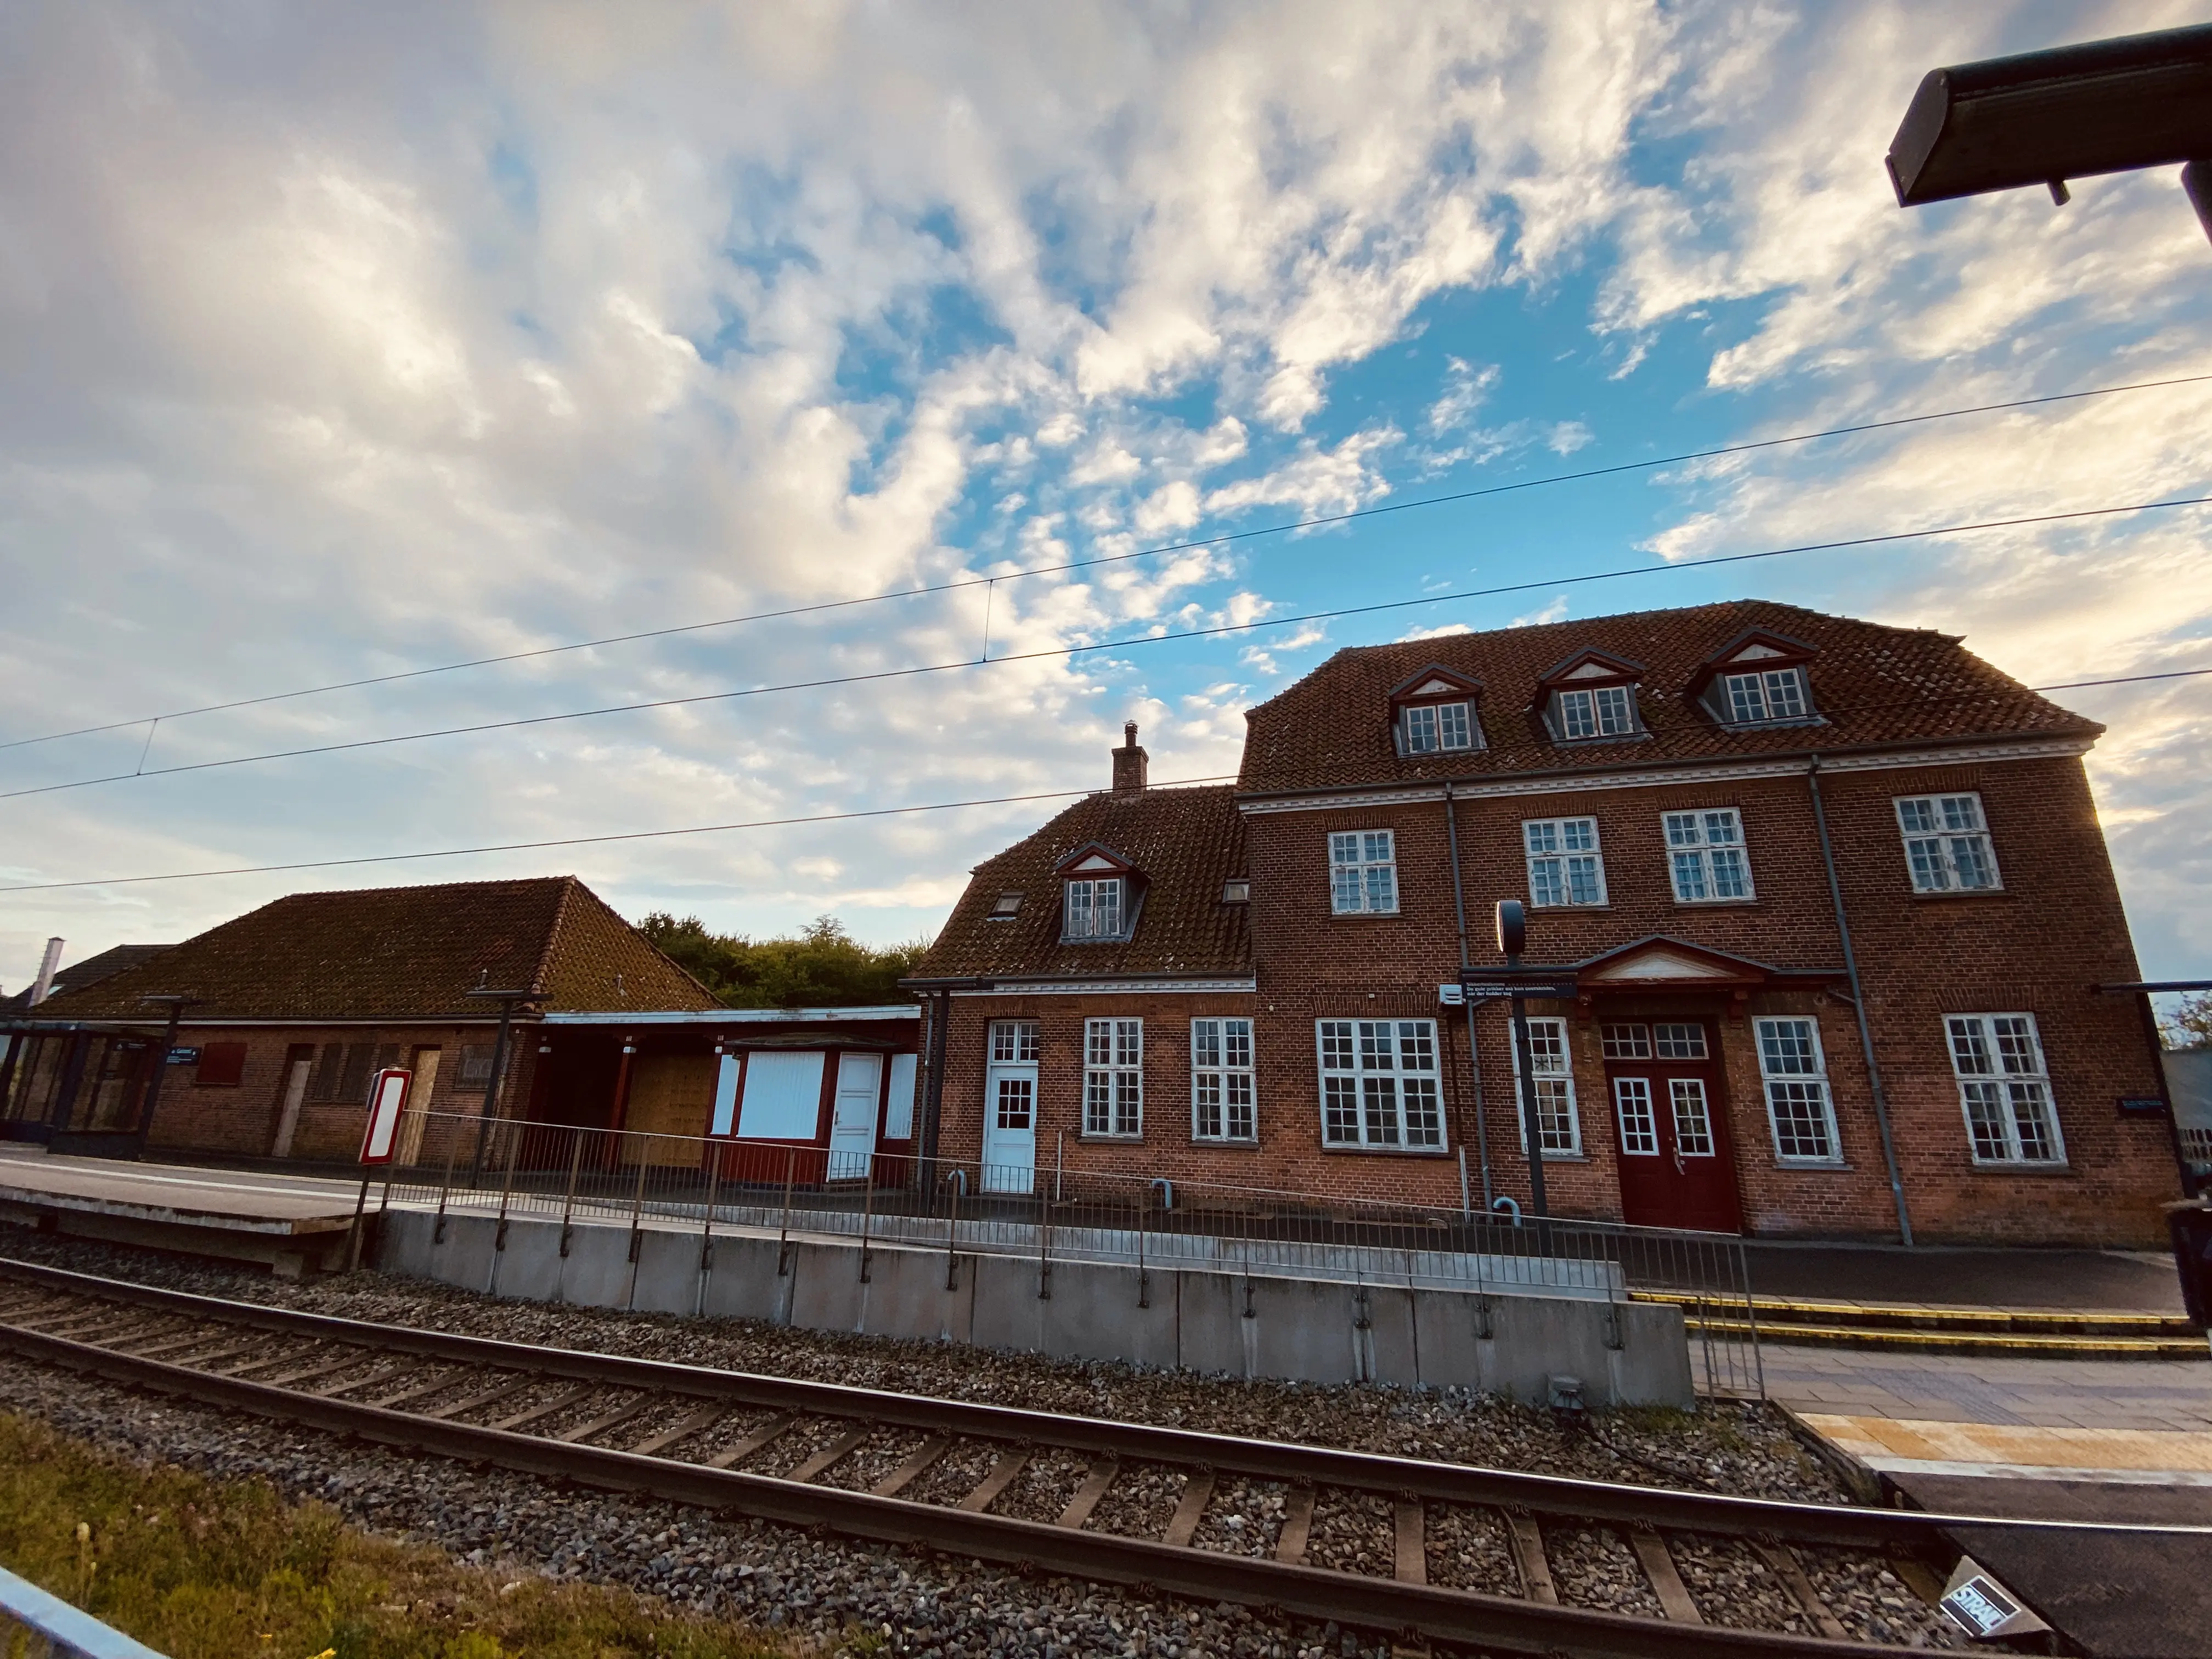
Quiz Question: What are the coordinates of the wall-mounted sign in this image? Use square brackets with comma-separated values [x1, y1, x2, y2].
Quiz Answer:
[358, 1067, 414, 1165]
[1444, 980, 1582, 1004]
[165, 1046, 199, 1065]
[2118, 1096, 2169, 1115]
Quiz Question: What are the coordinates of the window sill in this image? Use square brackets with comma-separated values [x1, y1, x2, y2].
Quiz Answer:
[1191, 1138, 1260, 1149]
[1079, 1133, 1144, 1143]
[1327, 909, 1403, 921]
[1526, 903, 1610, 913]
[1319, 1143, 1453, 1158]
[1908, 888, 2008, 902]
[1966, 1159, 2073, 1176]
[1672, 898, 1758, 909]
[1773, 1158, 1850, 1171]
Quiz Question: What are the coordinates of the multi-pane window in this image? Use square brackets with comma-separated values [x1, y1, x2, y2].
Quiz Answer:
[1612, 1077, 1659, 1156]
[1664, 809, 1753, 902]
[1556, 684, 1637, 739]
[1316, 1019, 1443, 1149]
[1895, 794, 2000, 893]
[1402, 701, 1475, 754]
[1064, 878, 1125, 938]
[1525, 818, 1606, 907]
[1720, 668, 1810, 724]
[1192, 1018, 1256, 1142]
[1946, 1014, 2064, 1165]
[1083, 1018, 1142, 1137]
[1754, 1017, 1841, 1163]
[1509, 1016, 1581, 1155]
[1654, 1023, 1708, 1060]
[990, 1020, 1039, 1064]
[1670, 1079, 1716, 1156]
[1329, 831, 1399, 915]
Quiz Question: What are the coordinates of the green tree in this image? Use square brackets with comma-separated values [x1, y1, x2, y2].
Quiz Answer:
[2160, 989, 2212, 1050]
[637, 912, 928, 1008]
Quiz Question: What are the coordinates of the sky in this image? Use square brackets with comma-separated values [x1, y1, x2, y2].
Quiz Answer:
[3, 1, 2212, 993]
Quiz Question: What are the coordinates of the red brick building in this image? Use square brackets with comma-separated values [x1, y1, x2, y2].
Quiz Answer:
[1, 878, 922, 1181]
[911, 600, 2180, 1245]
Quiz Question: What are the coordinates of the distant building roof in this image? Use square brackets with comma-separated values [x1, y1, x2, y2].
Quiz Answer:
[916, 785, 1249, 982]
[27, 876, 716, 1023]
[0, 944, 176, 1015]
[1238, 598, 2102, 796]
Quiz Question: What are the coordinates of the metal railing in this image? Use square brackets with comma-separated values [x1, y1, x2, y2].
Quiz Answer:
[370, 1111, 1765, 1398]
[0, 1566, 166, 1659]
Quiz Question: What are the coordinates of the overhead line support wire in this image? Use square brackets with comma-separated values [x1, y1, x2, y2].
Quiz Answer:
[3, 370, 2209, 754]
[3, 492, 2207, 804]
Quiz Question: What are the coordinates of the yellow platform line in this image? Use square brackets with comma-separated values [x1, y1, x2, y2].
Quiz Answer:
[1799, 1412, 2212, 1477]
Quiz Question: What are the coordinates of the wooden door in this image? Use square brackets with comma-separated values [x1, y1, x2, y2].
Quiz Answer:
[619, 1055, 716, 1166]
[1601, 1019, 1743, 1233]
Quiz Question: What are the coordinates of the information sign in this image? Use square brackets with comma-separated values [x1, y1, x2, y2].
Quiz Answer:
[358, 1067, 413, 1165]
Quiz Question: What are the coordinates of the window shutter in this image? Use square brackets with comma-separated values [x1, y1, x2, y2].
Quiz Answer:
[338, 1043, 375, 1105]
[195, 1042, 248, 1088]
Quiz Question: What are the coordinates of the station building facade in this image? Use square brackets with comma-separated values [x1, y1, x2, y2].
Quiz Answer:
[910, 600, 2181, 1246]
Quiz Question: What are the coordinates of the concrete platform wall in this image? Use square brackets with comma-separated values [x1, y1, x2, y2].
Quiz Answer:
[378, 1209, 1692, 1407]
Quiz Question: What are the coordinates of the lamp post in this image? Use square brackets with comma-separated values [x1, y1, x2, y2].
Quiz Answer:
[132, 995, 197, 1159]
[465, 986, 532, 1183]
[1496, 900, 1550, 1224]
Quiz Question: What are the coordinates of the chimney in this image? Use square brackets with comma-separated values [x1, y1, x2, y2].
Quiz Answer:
[1112, 721, 1148, 797]
[27, 937, 63, 1007]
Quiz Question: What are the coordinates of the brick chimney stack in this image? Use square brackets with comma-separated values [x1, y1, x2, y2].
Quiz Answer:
[1112, 721, 1148, 796]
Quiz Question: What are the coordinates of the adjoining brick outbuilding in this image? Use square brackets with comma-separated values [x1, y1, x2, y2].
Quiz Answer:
[912, 601, 2183, 1246]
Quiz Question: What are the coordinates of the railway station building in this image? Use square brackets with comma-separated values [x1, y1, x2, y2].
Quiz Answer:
[1, 876, 921, 1181]
[909, 600, 2182, 1247]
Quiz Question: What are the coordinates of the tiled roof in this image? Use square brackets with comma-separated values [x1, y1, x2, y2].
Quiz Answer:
[1238, 599, 2101, 795]
[27, 877, 717, 1022]
[915, 785, 1250, 980]
[0, 944, 174, 1014]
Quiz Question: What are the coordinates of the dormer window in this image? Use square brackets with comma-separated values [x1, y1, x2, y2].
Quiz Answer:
[1387, 665, 1485, 759]
[1065, 878, 1123, 938]
[1694, 630, 1821, 729]
[1720, 667, 1809, 724]
[1557, 685, 1636, 739]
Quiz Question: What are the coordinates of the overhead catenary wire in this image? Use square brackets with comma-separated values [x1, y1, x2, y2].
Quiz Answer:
[3, 492, 2208, 805]
[1, 665, 2203, 896]
[3, 369, 2208, 755]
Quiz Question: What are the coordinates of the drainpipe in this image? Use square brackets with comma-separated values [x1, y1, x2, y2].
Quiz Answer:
[1807, 757, 1914, 1246]
[921, 987, 950, 1201]
[1442, 783, 1493, 1209]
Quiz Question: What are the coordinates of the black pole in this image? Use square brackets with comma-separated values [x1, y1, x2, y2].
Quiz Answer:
[130, 1001, 188, 1159]
[1495, 899, 1550, 1227]
[468, 996, 520, 1184]
[921, 986, 949, 1209]
[1442, 783, 1492, 1210]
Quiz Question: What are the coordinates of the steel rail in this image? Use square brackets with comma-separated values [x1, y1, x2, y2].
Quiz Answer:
[3, 1258, 2198, 1549]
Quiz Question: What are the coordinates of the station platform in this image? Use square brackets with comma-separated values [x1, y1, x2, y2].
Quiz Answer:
[0, 1144, 364, 1276]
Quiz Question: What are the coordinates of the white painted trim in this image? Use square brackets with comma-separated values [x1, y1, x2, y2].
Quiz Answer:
[545, 1007, 918, 1025]
[1236, 736, 2094, 816]
[953, 978, 1257, 996]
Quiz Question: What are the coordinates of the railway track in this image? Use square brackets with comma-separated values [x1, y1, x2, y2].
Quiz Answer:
[0, 1260, 2192, 1658]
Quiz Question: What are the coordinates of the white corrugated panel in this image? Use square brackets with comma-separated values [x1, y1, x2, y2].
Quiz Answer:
[884, 1052, 918, 1138]
[736, 1051, 824, 1139]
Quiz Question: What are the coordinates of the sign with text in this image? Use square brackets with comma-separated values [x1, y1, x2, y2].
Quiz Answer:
[358, 1067, 413, 1165]
[1443, 980, 1581, 1004]
[164, 1047, 200, 1065]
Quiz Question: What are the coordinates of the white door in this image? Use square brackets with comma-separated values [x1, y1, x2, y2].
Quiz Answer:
[828, 1053, 882, 1181]
[981, 1064, 1036, 1192]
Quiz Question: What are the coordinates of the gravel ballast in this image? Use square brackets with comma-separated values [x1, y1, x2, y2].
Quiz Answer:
[0, 1228, 1966, 1651]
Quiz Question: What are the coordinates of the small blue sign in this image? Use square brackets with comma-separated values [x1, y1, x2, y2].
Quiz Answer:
[2118, 1096, 2168, 1115]
[165, 1046, 199, 1065]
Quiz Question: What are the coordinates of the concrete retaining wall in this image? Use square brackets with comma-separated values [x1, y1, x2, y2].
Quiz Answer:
[377, 1209, 1692, 1407]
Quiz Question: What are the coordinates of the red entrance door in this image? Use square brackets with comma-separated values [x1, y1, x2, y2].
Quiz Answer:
[1601, 1019, 1743, 1233]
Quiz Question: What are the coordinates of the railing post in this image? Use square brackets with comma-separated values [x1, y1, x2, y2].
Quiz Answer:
[558, 1128, 584, 1258]
[493, 1118, 522, 1254]
[1738, 1237, 1766, 1400]
[625, 1137, 650, 1264]
[1135, 1180, 1149, 1309]
[857, 1157, 876, 1284]
[943, 1166, 962, 1291]
[431, 1126, 460, 1244]
[1037, 1164, 1053, 1301]
[697, 1144, 721, 1313]
[777, 1144, 796, 1276]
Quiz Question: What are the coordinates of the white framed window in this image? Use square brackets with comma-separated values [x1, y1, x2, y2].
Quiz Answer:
[989, 1020, 1039, 1064]
[1754, 1017, 1841, 1164]
[1329, 831, 1399, 915]
[1613, 1077, 1659, 1156]
[1508, 1016, 1582, 1156]
[1192, 1018, 1256, 1142]
[1064, 878, 1126, 939]
[1946, 1014, 2065, 1165]
[1664, 809, 1753, 903]
[1895, 794, 2000, 893]
[1556, 684, 1637, 740]
[1083, 1018, 1142, 1137]
[1316, 1019, 1443, 1149]
[1525, 817, 1606, 907]
[1720, 668, 1810, 724]
[1402, 701, 1475, 754]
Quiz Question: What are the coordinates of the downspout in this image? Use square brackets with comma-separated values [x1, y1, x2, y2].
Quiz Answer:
[1442, 782, 1493, 1208]
[1807, 757, 1914, 1246]
[921, 986, 950, 1199]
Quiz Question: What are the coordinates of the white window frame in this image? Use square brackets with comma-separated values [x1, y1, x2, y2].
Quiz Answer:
[1753, 1017, 1842, 1165]
[1894, 793, 2001, 893]
[989, 1020, 1040, 1064]
[1663, 809, 1754, 904]
[1314, 1019, 1444, 1150]
[1508, 1015, 1582, 1157]
[1063, 877, 1126, 939]
[1523, 817, 1606, 909]
[1191, 1017, 1256, 1143]
[1555, 684, 1637, 740]
[1719, 667, 1810, 724]
[1082, 1018, 1142, 1138]
[1329, 830, 1400, 915]
[1401, 701, 1476, 755]
[1946, 1013, 2066, 1166]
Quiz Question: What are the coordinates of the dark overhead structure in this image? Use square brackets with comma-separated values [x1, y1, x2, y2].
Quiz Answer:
[1886, 22, 2212, 242]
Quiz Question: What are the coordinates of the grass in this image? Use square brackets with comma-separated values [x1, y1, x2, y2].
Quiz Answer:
[0, 1413, 800, 1659]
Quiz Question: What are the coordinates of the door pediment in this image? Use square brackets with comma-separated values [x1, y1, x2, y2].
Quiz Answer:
[1575, 935, 1786, 988]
